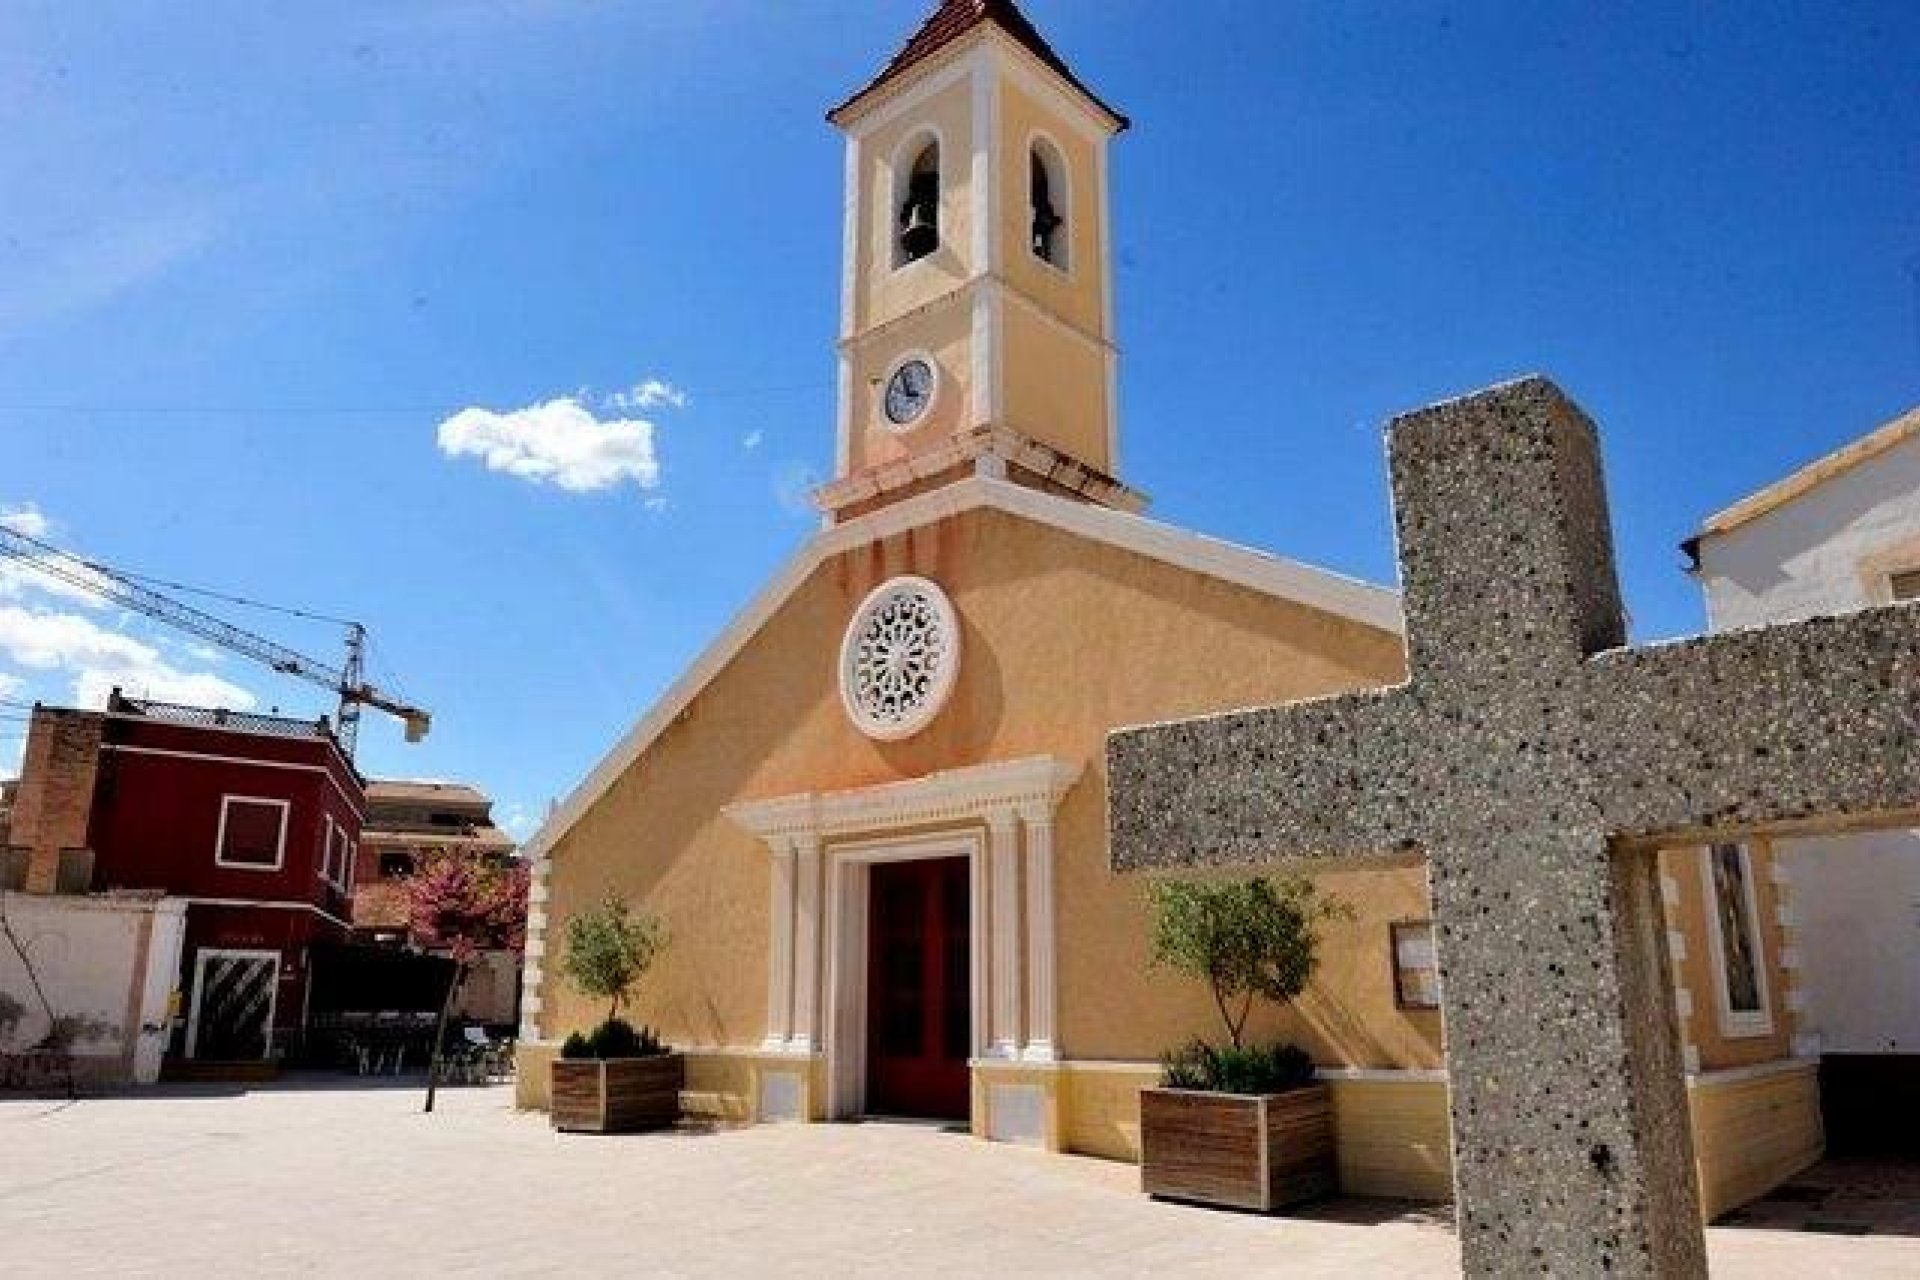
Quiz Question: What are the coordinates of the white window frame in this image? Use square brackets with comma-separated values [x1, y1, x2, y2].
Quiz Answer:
[1698, 843, 1774, 1039]
[887, 125, 945, 271]
[341, 837, 356, 894]
[319, 813, 336, 883]
[185, 947, 281, 1060]
[214, 795, 291, 872]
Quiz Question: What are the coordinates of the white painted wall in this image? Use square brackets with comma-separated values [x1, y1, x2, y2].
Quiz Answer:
[1696, 430, 1920, 629]
[0, 893, 186, 1085]
[1694, 427, 1920, 1054]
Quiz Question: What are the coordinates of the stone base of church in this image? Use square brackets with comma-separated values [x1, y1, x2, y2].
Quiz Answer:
[510, 1043, 1821, 1217]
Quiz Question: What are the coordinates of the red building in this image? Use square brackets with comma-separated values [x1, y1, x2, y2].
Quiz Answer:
[4, 691, 364, 1062]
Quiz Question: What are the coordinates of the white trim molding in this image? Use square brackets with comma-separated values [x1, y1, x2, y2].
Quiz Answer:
[213, 794, 291, 872]
[728, 757, 1081, 1116]
[101, 742, 366, 815]
[524, 477, 1399, 864]
[725, 755, 1079, 844]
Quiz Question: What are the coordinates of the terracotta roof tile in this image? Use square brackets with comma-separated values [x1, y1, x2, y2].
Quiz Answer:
[829, 0, 1127, 131]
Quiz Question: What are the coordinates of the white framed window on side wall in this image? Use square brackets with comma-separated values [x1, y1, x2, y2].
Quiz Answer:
[1700, 842, 1773, 1038]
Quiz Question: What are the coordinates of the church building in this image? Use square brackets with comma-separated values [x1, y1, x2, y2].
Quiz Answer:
[516, 0, 1818, 1216]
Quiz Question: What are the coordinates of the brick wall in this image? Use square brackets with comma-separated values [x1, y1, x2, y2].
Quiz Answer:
[8, 708, 105, 894]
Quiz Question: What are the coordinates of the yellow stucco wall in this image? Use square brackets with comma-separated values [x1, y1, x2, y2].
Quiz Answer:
[997, 78, 1107, 338]
[538, 503, 1408, 1060]
[1688, 1062, 1824, 1219]
[855, 77, 975, 334]
[1328, 1077, 1455, 1200]
[1658, 839, 1796, 1070]
[998, 301, 1110, 471]
[846, 302, 976, 475]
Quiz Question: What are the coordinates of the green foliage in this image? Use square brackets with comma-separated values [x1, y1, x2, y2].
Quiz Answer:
[559, 1019, 667, 1061]
[1162, 1039, 1314, 1095]
[1147, 874, 1350, 1051]
[560, 895, 668, 1025]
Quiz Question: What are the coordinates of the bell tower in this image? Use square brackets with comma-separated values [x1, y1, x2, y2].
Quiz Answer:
[818, 0, 1143, 523]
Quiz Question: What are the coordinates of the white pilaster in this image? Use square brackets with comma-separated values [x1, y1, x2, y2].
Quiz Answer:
[790, 835, 823, 1052]
[517, 855, 551, 1042]
[765, 842, 796, 1050]
[988, 810, 1022, 1057]
[1020, 808, 1057, 1062]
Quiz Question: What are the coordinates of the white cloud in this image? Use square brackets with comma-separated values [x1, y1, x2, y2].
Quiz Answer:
[1, 504, 51, 538]
[609, 378, 688, 412]
[773, 461, 823, 517]
[742, 430, 764, 452]
[0, 508, 118, 609]
[0, 605, 255, 711]
[436, 397, 661, 494]
[496, 801, 537, 841]
[0, 671, 21, 700]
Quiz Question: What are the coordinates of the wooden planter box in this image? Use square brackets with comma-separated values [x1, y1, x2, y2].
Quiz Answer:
[550, 1054, 685, 1133]
[1140, 1083, 1335, 1211]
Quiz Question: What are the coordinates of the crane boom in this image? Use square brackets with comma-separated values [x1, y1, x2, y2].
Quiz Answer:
[0, 525, 429, 756]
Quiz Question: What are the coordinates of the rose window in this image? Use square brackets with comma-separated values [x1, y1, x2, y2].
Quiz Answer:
[839, 576, 960, 740]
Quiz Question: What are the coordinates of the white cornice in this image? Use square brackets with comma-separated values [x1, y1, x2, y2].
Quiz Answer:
[725, 755, 1081, 844]
[523, 477, 1402, 861]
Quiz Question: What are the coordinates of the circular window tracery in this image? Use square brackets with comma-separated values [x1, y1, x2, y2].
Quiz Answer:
[839, 575, 960, 741]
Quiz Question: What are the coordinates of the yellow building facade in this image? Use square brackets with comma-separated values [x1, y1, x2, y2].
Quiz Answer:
[517, 0, 1819, 1216]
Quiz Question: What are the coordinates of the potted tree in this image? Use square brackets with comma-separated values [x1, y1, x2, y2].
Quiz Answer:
[1139, 875, 1349, 1212]
[550, 896, 680, 1134]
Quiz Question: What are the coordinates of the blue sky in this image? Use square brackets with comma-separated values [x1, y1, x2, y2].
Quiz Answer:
[2, 1, 1916, 836]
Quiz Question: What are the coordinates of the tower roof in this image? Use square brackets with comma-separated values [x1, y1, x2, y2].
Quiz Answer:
[829, 0, 1128, 132]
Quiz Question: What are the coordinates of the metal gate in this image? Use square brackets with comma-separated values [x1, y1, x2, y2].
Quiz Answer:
[187, 950, 280, 1060]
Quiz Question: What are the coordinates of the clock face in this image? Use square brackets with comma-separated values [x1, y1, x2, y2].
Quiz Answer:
[884, 358, 935, 427]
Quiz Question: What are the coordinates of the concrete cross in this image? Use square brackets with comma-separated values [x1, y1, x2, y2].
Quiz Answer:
[1107, 377, 1920, 1277]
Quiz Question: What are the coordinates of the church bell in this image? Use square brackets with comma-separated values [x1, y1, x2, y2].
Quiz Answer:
[901, 199, 939, 259]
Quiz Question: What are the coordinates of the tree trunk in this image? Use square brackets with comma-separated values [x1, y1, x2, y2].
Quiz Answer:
[422, 960, 467, 1115]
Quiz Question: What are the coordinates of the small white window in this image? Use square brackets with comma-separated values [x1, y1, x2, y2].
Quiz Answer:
[321, 822, 351, 890]
[215, 796, 290, 871]
[319, 814, 336, 882]
[1701, 843, 1773, 1037]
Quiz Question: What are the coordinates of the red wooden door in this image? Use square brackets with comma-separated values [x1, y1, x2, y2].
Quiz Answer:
[866, 856, 972, 1120]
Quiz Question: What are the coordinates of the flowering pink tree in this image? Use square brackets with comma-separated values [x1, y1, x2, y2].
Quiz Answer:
[407, 851, 529, 1112]
[408, 853, 530, 964]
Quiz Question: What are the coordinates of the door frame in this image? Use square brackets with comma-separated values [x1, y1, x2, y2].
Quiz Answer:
[824, 831, 985, 1120]
[185, 947, 281, 1060]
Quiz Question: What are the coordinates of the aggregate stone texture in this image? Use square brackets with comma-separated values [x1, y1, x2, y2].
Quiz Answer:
[1106, 376, 1920, 1279]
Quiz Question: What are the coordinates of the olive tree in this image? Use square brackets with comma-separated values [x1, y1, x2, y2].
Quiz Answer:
[1147, 875, 1350, 1051]
[560, 895, 667, 1029]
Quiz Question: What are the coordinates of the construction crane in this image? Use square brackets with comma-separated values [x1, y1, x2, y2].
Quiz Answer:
[0, 524, 430, 757]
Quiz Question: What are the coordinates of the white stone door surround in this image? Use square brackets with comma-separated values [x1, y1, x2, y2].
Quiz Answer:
[825, 830, 985, 1119]
[725, 755, 1079, 1119]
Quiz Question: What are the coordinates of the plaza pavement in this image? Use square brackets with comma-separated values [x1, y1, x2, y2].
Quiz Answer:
[2, 1078, 1915, 1277]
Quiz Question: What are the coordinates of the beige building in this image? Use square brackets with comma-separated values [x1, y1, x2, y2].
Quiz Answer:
[355, 779, 521, 1027]
[516, 0, 1817, 1216]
